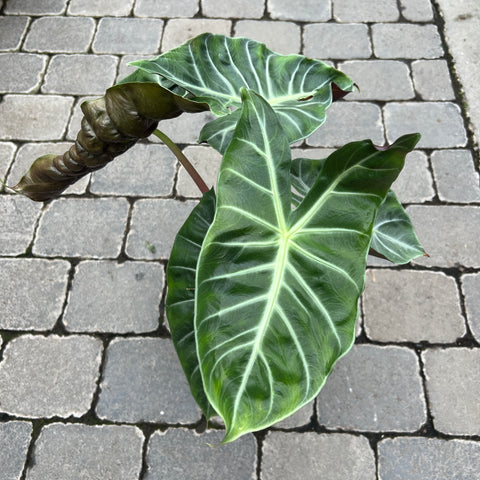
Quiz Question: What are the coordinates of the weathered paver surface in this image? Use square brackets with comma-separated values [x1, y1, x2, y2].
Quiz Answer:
[0, 1, 479, 479]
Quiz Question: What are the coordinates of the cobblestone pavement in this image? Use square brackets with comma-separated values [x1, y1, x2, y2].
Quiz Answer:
[1, 1, 479, 479]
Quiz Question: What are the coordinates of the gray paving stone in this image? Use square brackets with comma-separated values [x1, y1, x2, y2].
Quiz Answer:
[177, 145, 221, 198]
[23, 16, 95, 53]
[126, 198, 197, 259]
[203, 0, 264, 19]
[0, 16, 29, 51]
[153, 110, 217, 145]
[0, 196, 42, 255]
[333, 0, 399, 22]
[267, 0, 331, 22]
[96, 337, 201, 423]
[407, 206, 480, 268]
[0, 94, 74, 141]
[145, 429, 257, 480]
[6, 142, 89, 196]
[304, 24, 371, 59]
[42, 54, 118, 95]
[64, 260, 164, 333]
[399, 0, 434, 21]
[372, 24, 443, 59]
[422, 348, 480, 436]
[4, 0, 67, 15]
[412, 60, 455, 101]
[0, 421, 32, 480]
[117, 54, 156, 82]
[391, 150, 435, 203]
[462, 273, 480, 342]
[431, 149, 480, 203]
[93, 18, 164, 54]
[68, 0, 134, 16]
[0, 53, 47, 93]
[234, 20, 301, 55]
[317, 345, 426, 432]
[0, 142, 17, 185]
[307, 102, 384, 148]
[0, 335, 102, 418]
[161, 19, 232, 52]
[262, 432, 376, 480]
[363, 270, 465, 343]
[0, 259, 70, 331]
[26, 424, 143, 480]
[134, 0, 199, 17]
[378, 437, 480, 480]
[339, 60, 414, 101]
[273, 401, 314, 429]
[33, 198, 129, 258]
[89, 144, 176, 196]
[384, 102, 467, 149]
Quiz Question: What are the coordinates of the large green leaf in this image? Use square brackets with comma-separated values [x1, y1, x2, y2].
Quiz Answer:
[166, 189, 216, 419]
[194, 88, 420, 443]
[130, 33, 354, 153]
[291, 157, 424, 264]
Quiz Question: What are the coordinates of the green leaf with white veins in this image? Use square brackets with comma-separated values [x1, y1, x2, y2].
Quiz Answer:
[130, 33, 354, 153]
[194, 88, 420, 443]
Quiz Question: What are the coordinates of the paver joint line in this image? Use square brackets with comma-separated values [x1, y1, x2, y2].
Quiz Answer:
[0, 1, 479, 479]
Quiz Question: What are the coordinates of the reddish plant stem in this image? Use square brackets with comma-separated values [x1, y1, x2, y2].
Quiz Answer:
[153, 129, 209, 194]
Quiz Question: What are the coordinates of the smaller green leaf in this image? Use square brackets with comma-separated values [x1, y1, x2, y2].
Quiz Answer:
[166, 189, 217, 419]
[370, 190, 425, 264]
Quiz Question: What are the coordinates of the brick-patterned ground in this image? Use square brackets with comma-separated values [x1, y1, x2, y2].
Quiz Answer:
[1, 1, 479, 479]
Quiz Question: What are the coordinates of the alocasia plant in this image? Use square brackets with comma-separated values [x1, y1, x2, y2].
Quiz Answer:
[9, 33, 425, 444]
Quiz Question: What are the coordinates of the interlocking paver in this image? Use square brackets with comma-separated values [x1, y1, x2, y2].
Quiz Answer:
[0, 196, 42, 255]
[234, 20, 301, 54]
[0, 94, 74, 141]
[317, 345, 426, 432]
[333, 0, 399, 22]
[0, 335, 102, 418]
[161, 19, 232, 52]
[93, 18, 164, 54]
[267, 0, 330, 22]
[378, 437, 480, 480]
[0, 142, 16, 184]
[23, 16, 95, 53]
[407, 206, 480, 268]
[0, 259, 70, 330]
[303, 24, 371, 59]
[384, 102, 467, 148]
[461, 273, 480, 342]
[42, 54, 118, 95]
[33, 198, 129, 258]
[372, 24, 443, 59]
[64, 260, 164, 333]
[422, 348, 480, 436]
[68, 0, 134, 16]
[26, 424, 143, 480]
[203, 0, 264, 18]
[412, 60, 455, 101]
[0, 421, 32, 480]
[0, 53, 47, 93]
[262, 432, 376, 480]
[4, 0, 67, 15]
[307, 102, 384, 148]
[399, 0, 434, 21]
[431, 149, 480, 203]
[6, 142, 89, 195]
[177, 145, 222, 198]
[126, 198, 197, 259]
[339, 60, 414, 101]
[273, 401, 314, 429]
[363, 270, 465, 343]
[0, 16, 29, 51]
[134, 0, 199, 17]
[89, 144, 176, 197]
[391, 150, 435, 203]
[96, 337, 201, 423]
[145, 429, 257, 479]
